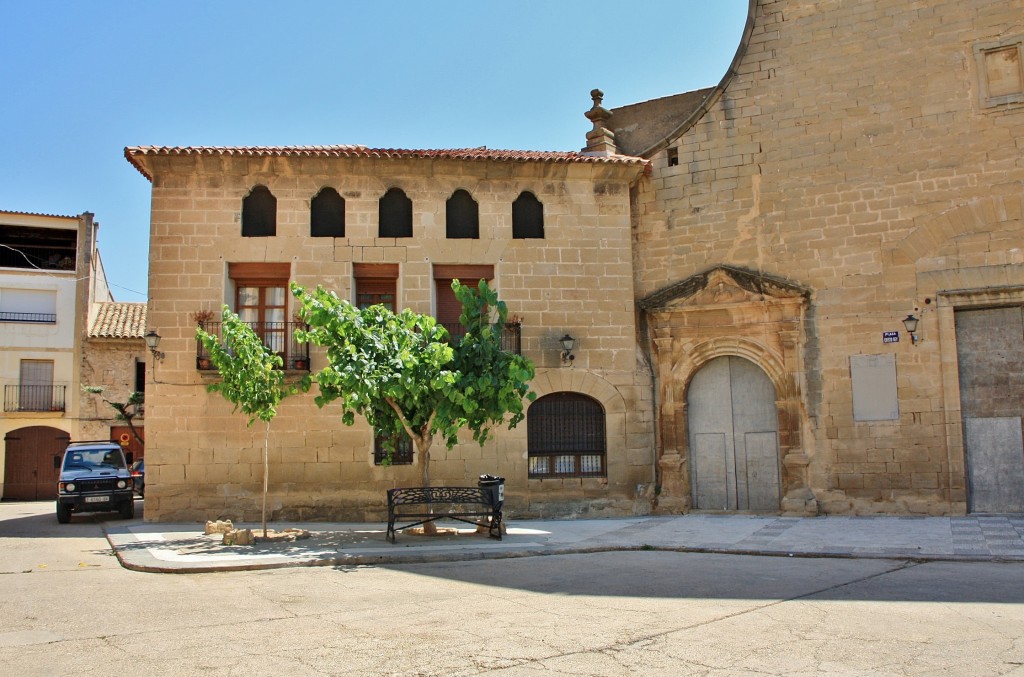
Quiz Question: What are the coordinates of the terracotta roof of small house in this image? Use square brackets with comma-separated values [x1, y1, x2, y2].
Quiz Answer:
[0, 209, 78, 220]
[123, 145, 648, 180]
[89, 302, 147, 339]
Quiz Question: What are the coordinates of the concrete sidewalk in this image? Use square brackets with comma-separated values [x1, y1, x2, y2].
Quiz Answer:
[105, 513, 1024, 573]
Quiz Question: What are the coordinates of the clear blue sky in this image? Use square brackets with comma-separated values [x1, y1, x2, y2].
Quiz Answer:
[0, 1, 747, 301]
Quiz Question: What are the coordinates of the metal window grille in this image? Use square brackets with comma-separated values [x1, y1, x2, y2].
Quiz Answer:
[374, 433, 413, 465]
[527, 392, 606, 478]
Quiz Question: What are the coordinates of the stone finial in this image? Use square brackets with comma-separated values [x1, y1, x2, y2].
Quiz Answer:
[583, 88, 617, 156]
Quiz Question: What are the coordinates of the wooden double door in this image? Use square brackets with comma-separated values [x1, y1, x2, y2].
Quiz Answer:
[3, 426, 69, 500]
[688, 356, 781, 511]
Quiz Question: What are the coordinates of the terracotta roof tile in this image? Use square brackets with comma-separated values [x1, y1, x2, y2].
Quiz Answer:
[0, 209, 78, 220]
[124, 145, 647, 180]
[89, 302, 147, 339]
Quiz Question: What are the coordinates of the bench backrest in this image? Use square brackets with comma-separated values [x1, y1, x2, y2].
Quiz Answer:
[388, 486, 496, 508]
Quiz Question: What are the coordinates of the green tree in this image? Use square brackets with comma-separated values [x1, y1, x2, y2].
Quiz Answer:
[196, 307, 301, 537]
[292, 279, 535, 493]
[82, 386, 145, 450]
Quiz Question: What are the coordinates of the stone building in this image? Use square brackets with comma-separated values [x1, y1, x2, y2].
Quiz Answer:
[128, 0, 1024, 521]
[79, 301, 148, 459]
[619, 0, 1024, 515]
[0, 210, 143, 500]
[125, 146, 655, 522]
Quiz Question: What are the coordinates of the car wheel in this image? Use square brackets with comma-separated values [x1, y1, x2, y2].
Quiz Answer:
[119, 499, 135, 520]
[56, 502, 71, 524]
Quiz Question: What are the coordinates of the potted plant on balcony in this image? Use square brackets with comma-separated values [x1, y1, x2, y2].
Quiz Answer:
[190, 309, 216, 328]
[191, 310, 217, 368]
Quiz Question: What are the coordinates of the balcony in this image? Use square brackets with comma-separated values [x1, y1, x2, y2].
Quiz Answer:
[4, 384, 67, 412]
[0, 223, 77, 272]
[196, 321, 310, 371]
[441, 321, 522, 355]
[0, 311, 57, 323]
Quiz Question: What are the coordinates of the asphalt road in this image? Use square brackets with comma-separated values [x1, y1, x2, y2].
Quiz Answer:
[1, 500, 1023, 676]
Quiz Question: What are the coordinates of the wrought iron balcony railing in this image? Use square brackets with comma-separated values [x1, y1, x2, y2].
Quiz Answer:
[4, 384, 67, 412]
[441, 321, 522, 355]
[196, 321, 311, 371]
[0, 311, 57, 323]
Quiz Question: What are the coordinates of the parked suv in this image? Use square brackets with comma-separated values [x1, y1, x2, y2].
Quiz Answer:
[56, 441, 134, 523]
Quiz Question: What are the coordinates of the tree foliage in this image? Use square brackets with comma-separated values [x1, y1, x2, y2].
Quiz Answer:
[293, 279, 535, 487]
[197, 307, 302, 536]
[82, 386, 145, 449]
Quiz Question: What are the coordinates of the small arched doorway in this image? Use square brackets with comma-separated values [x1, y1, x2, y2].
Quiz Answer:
[688, 356, 780, 511]
[4, 426, 70, 500]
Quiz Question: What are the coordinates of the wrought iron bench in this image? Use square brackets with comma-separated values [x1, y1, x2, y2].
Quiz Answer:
[386, 486, 503, 543]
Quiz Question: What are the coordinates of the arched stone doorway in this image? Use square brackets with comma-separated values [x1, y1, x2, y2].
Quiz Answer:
[639, 265, 814, 515]
[688, 356, 780, 511]
[4, 426, 70, 500]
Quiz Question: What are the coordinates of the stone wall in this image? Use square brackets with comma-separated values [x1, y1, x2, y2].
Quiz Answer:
[633, 0, 1024, 515]
[78, 337, 146, 443]
[139, 153, 655, 522]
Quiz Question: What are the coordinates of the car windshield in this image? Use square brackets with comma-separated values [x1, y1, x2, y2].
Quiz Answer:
[63, 448, 126, 470]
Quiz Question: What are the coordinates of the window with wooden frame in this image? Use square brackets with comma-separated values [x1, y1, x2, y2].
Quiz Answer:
[527, 392, 606, 478]
[446, 189, 479, 239]
[354, 263, 410, 464]
[433, 264, 493, 342]
[229, 261, 290, 357]
[378, 187, 413, 238]
[353, 263, 398, 311]
[512, 191, 544, 239]
[17, 359, 59, 412]
[242, 185, 277, 237]
[311, 187, 345, 237]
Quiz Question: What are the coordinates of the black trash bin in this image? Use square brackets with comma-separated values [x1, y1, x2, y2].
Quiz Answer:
[478, 474, 505, 510]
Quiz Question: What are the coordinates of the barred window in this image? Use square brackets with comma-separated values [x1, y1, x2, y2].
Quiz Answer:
[528, 392, 606, 478]
[374, 432, 413, 465]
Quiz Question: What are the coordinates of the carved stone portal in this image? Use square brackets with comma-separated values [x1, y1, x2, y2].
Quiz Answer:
[639, 266, 814, 515]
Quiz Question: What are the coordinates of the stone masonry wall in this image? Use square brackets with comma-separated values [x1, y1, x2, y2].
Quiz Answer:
[78, 338, 146, 442]
[634, 0, 1024, 514]
[142, 154, 654, 522]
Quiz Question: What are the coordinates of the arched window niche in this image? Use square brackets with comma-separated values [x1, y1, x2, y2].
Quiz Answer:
[241, 185, 277, 237]
[310, 187, 345, 237]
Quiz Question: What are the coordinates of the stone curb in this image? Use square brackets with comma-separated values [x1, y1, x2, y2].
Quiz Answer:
[105, 530, 1024, 575]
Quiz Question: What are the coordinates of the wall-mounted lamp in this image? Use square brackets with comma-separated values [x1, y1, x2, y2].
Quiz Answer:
[902, 314, 920, 345]
[559, 334, 576, 363]
[144, 330, 165, 361]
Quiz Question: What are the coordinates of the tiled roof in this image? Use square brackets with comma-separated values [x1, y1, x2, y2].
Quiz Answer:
[124, 145, 648, 180]
[89, 302, 147, 339]
[0, 209, 78, 220]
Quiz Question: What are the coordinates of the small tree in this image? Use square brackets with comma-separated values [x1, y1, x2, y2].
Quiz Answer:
[293, 280, 535, 491]
[196, 307, 301, 537]
[82, 386, 145, 450]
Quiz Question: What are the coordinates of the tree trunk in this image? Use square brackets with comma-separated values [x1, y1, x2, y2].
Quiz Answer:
[261, 421, 270, 538]
[123, 417, 145, 450]
[414, 432, 437, 535]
